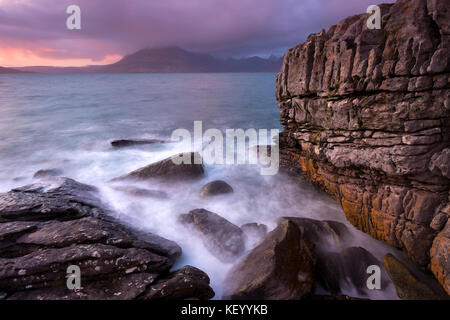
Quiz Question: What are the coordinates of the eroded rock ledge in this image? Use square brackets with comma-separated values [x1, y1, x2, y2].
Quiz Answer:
[0, 177, 214, 300]
[276, 0, 449, 294]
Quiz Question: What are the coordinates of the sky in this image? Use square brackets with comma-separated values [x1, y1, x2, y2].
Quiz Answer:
[0, 0, 395, 67]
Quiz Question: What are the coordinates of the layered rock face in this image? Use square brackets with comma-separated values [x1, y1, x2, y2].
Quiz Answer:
[276, 0, 449, 294]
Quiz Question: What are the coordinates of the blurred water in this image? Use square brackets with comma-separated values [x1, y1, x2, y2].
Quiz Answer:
[0, 73, 401, 299]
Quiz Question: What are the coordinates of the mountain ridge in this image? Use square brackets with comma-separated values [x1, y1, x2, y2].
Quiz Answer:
[9, 47, 282, 74]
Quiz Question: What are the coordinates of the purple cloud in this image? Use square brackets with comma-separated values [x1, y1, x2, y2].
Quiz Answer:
[0, 0, 396, 65]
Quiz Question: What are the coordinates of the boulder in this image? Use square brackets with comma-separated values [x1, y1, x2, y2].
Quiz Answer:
[199, 180, 233, 197]
[222, 219, 315, 300]
[287, 217, 352, 251]
[112, 152, 204, 182]
[315, 247, 389, 296]
[178, 209, 245, 262]
[383, 254, 446, 300]
[138, 266, 215, 300]
[0, 178, 214, 300]
[111, 139, 168, 148]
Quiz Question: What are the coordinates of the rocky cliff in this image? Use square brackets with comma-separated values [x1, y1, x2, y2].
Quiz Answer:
[276, 0, 449, 294]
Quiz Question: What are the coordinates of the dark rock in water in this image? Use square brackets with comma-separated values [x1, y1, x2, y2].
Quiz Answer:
[138, 266, 215, 300]
[8, 273, 157, 300]
[223, 219, 315, 300]
[0, 243, 169, 292]
[287, 217, 352, 251]
[241, 223, 268, 247]
[315, 247, 388, 296]
[113, 186, 169, 199]
[200, 180, 233, 197]
[111, 139, 168, 148]
[112, 152, 204, 182]
[178, 209, 245, 262]
[33, 169, 63, 179]
[383, 254, 447, 300]
[0, 178, 214, 300]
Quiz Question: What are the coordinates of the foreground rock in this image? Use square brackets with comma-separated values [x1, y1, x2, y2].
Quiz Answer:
[223, 219, 315, 300]
[383, 254, 447, 300]
[112, 152, 204, 182]
[276, 0, 449, 293]
[178, 209, 245, 262]
[111, 139, 168, 148]
[285, 218, 389, 295]
[0, 177, 214, 300]
[200, 180, 234, 197]
[138, 266, 215, 300]
[315, 247, 389, 295]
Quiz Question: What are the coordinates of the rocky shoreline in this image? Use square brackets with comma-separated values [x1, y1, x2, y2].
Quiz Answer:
[1, 149, 448, 300]
[276, 0, 449, 294]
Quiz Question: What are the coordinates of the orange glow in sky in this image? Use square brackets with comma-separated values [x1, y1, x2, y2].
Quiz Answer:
[0, 47, 122, 67]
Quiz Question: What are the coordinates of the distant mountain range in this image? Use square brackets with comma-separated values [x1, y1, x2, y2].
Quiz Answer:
[0, 66, 30, 74]
[1, 47, 282, 74]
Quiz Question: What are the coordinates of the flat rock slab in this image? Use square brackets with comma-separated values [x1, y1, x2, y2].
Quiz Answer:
[0, 177, 214, 300]
[223, 219, 315, 300]
[8, 273, 158, 300]
[112, 152, 204, 182]
[179, 209, 245, 262]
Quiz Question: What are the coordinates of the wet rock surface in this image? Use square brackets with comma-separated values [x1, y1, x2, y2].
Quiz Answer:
[112, 152, 204, 182]
[276, 0, 450, 293]
[178, 209, 245, 262]
[383, 253, 447, 300]
[113, 186, 169, 199]
[111, 139, 168, 148]
[0, 177, 214, 300]
[223, 219, 315, 300]
[200, 180, 234, 197]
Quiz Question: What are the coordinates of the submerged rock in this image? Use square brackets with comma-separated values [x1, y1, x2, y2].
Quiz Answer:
[113, 186, 169, 199]
[315, 247, 389, 296]
[200, 180, 233, 197]
[223, 219, 315, 300]
[33, 169, 63, 179]
[383, 254, 447, 300]
[111, 139, 168, 148]
[287, 217, 352, 251]
[0, 178, 214, 300]
[112, 152, 204, 182]
[178, 209, 245, 262]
